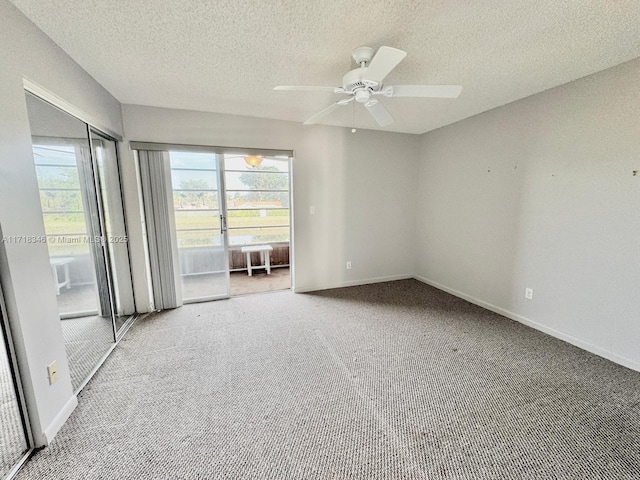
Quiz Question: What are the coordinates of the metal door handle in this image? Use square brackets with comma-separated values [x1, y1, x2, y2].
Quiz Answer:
[220, 215, 227, 234]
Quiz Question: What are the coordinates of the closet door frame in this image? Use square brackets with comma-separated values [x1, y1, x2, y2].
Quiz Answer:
[0, 269, 34, 476]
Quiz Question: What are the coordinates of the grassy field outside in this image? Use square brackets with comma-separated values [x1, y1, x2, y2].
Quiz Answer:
[43, 210, 291, 255]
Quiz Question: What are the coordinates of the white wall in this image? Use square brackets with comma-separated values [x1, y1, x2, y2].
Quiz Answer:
[121, 105, 419, 300]
[416, 57, 640, 371]
[0, 0, 124, 445]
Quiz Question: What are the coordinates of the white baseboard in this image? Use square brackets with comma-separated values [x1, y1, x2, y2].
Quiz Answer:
[41, 394, 78, 446]
[293, 274, 412, 294]
[414, 275, 640, 373]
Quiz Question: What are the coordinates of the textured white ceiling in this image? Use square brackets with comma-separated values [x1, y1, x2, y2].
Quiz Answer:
[9, 0, 640, 134]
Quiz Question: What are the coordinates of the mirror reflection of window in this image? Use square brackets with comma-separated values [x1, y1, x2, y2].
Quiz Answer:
[25, 92, 135, 392]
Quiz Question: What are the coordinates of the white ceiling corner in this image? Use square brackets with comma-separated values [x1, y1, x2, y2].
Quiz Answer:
[9, 0, 640, 134]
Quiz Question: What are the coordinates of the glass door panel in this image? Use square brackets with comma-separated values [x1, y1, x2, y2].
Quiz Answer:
[169, 151, 230, 302]
[223, 153, 291, 295]
[223, 154, 291, 247]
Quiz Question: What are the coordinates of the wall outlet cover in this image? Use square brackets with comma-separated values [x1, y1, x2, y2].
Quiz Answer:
[47, 361, 59, 385]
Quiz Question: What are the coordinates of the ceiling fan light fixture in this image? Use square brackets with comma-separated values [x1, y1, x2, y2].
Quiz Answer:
[355, 90, 370, 103]
[244, 155, 263, 167]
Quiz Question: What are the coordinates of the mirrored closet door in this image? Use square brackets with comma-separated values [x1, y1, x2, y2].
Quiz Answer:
[25, 92, 135, 391]
[90, 129, 135, 336]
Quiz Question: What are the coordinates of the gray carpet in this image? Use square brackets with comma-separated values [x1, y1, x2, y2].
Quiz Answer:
[16, 279, 640, 479]
[60, 315, 115, 391]
[0, 334, 27, 477]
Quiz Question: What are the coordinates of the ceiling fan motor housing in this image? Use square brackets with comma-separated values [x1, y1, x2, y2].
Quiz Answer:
[343, 68, 379, 97]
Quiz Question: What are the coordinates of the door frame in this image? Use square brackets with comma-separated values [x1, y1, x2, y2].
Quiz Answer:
[0, 263, 34, 476]
[221, 152, 293, 294]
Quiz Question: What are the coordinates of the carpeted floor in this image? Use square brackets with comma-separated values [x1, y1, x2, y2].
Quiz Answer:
[60, 315, 116, 391]
[16, 279, 640, 479]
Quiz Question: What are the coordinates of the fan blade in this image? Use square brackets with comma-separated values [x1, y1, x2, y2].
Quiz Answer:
[303, 99, 353, 125]
[389, 85, 462, 98]
[365, 100, 394, 126]
[364, 46, 407, 84]
[274, 86, 338, 92]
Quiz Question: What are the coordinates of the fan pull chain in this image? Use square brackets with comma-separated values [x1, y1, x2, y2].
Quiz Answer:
[351, 100, 356, 134]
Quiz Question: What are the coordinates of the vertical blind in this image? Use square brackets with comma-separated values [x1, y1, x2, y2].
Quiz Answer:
[137, 150, 183, 310]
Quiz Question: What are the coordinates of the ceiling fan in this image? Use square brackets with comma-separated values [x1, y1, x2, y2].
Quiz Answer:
[274, 46, 462, 127]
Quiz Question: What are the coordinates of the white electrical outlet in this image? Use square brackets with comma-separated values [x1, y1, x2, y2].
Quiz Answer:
[309, 205, 316, 215]
[47, 361, 59, 385]
[346, 261, 352, 270]
[525, 287, 534, 300]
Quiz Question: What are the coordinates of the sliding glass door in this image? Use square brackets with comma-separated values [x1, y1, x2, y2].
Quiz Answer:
[136, 143, 292, 304]
[169, 151, 230, 301]
[169, 151, 292, 300]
